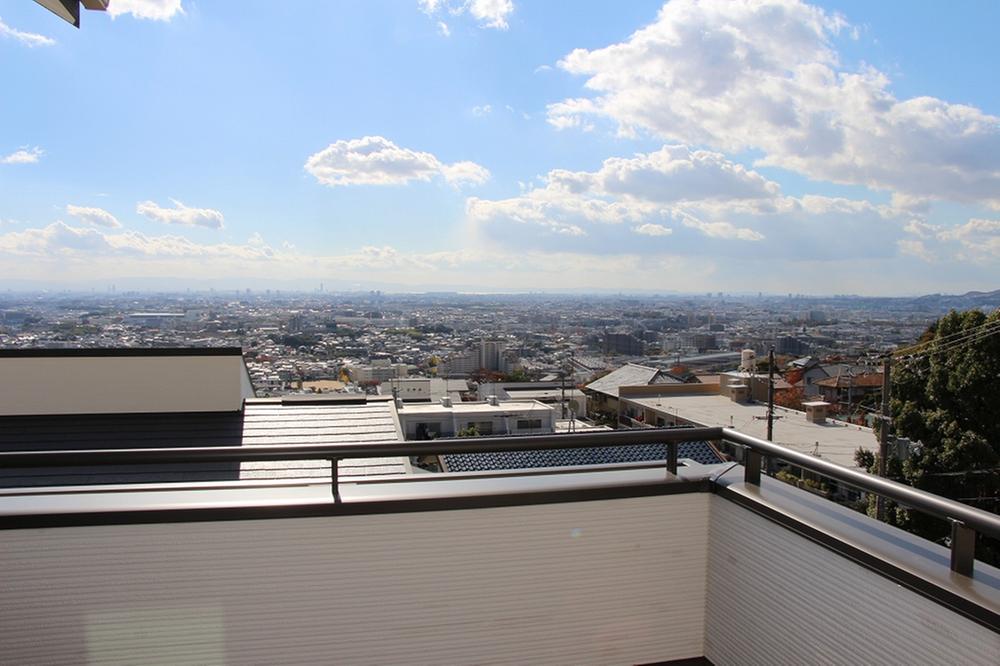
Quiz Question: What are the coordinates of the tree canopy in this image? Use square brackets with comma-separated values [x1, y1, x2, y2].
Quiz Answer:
[887, 308, 1000, 555]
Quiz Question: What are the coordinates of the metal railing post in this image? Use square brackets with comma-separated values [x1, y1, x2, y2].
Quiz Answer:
[950, 519, 975, 576]
[667, 442, 678, 476]
[744, 448, 761, 486]
[330, 457, 340, 503]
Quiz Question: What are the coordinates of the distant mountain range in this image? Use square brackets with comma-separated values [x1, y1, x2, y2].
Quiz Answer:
[908, 289, 1000, 311]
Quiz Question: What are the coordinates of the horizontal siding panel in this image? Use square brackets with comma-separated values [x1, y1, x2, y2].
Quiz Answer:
[704, 495, 1000, 666]
[0, 494, 709, 665]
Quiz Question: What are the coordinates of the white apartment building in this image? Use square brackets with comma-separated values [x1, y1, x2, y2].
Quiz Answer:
[396, 398, 554, 440]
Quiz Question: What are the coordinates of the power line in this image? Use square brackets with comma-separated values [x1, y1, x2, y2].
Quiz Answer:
[892, 315, 1000, 355]
[892, 317, 1000, 359]
[894, 325, 1000, 371]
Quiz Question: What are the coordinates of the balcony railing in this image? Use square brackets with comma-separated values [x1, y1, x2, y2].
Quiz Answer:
[2, 425, 1000, 577]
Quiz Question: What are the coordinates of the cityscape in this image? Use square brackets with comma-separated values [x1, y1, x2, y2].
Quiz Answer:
[2, 288, 985, 403]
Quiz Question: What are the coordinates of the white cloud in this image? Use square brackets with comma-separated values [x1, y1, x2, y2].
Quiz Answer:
[0, 18, 55, 47]
[634, 223, 672, 237]
[467, 0, 514, 30]
[305, 136, 490, 188]
[418, 0, 513, 31]
[548, 0, 1000, 207]
[1, 220, 991, 295]
[937, 218, 1000, 242]
[108, 0, 184, 21]
[136, 199, 225, 229]
[467, 145, 776, 248]
[437, 21, 451, 36]
[903, 219, 940, 239]
[440, 160, 491, 186]
[897, 239, 935, 263]
[1, 147, 43, 165]
[676, 211, 764, 241]
[66, 205, 122, 229]
[548, 145, 780, 203]
[935, 218, 1000, 261]
[472, 104, 492, 116]
[0, 222, 271, 260]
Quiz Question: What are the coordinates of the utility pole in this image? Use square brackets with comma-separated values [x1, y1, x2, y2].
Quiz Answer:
[876, 356, 892, 521]
[560, 370, 566, 420]
[767, 346, 775, 441]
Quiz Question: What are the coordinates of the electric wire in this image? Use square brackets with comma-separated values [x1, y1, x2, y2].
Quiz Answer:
[891, 317, 1000, 359]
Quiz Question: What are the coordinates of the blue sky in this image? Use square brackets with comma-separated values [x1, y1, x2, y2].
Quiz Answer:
[2, 0, 1000, 294]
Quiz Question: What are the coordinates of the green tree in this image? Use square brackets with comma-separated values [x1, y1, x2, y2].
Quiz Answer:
[890, 308, 1000, 560]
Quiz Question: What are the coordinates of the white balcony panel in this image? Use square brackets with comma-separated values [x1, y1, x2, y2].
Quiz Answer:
[1, 494, 709, 665]
[704, 495, 1000, 665]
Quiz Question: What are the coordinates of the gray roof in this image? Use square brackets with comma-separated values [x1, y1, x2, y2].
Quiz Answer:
[0, 399, 407, 488]
[585, 363, 679, 398]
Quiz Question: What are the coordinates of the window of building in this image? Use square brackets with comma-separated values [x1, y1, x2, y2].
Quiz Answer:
[516, 419, 542, 430]
[414, 422, 442, 440]
[468, 421, 493, 435]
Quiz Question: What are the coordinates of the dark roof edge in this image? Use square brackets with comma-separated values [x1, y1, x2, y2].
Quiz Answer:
[0, 347, 243, 358]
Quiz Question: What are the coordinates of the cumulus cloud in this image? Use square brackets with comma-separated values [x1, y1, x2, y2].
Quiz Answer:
[136, 199, 225, 229]
[0, 18, 55, 47]
[419, 0, 513, 31]
[467, 145, 773, 248]
[0, 222, 271, 260]
[66, 205, 122, 229]
[676, 211, 764, 241]
[898, 239, 935, 263]
[936, 218, 1000, 261]
[634, 223, 672, 237]
[467, 0, 514, 29]
[548, 0, 1000, 207]
[1, 147, 43, 165]
[108, 0, 184, 21]
[472, 104, 492, 116]
[437, 21, 451, 36]
[440, 160, 491, 186]
[548, 145, 780, 203]
[305, 136, 490, 187]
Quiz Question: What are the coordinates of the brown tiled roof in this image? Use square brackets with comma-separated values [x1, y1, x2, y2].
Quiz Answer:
[814, 373, 882, 389]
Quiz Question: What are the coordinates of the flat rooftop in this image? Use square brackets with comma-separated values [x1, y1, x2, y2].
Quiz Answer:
[398, 401, 551, 415]
[622, 393, 875, 469]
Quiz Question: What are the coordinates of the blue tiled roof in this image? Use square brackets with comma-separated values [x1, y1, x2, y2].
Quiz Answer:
[441, 441, 723, 473]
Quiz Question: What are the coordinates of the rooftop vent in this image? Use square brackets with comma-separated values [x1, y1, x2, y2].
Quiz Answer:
[487, 395, 500, 406]
[440, 396, 453, 408]
[728, 383, 750, 404]
[802, 401, 830, 424]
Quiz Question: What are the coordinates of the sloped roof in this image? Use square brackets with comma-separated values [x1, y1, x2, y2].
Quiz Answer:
[585, 363, 679, 398]
[814, 373, 883, 389]
[440, 440, 724, 473]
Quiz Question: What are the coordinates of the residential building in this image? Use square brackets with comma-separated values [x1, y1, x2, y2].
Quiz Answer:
[396, 398, 555, 440]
